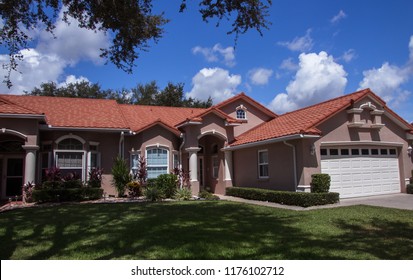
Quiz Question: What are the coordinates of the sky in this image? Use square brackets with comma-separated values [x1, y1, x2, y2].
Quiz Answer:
[1, 0, 413, 123]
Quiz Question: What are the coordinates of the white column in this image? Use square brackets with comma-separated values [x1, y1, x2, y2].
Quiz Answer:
[22, 145, 39, 184]
[186, 147, 201, 195]
[224, 150, 233, 181]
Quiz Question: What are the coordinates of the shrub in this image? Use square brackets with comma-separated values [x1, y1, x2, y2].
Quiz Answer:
[156, 173, 178, 199]
[62, 173, 83, 189]
[226, 187, 339, 207]
[32, 188, 103, 203]
[174, 187, 193, 201]
[144, 186, 162, 202]
[22, 181, 35, 203]
[88, 168, 103, 188]
[41, 180, 63, 190]
[198, 190, 220, 200]
[127, 181, 143, 197]
[111, 156, 132, 197]
[407, 184, 413, 194]
[310, 174, 331, 193]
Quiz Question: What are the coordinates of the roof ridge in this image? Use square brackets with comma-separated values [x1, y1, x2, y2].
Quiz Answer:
[279, 88, 371, 118]
[119, 103, 209, 111]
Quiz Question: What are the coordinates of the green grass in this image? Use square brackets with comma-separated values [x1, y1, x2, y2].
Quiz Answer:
[1, 201, 412, 259]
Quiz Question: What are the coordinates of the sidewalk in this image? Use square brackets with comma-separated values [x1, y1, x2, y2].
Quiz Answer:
[217, 193, 413, 211]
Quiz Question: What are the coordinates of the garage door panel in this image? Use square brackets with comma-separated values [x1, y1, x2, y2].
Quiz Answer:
[321, 148, 400, 198]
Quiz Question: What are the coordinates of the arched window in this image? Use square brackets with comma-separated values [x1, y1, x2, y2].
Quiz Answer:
[55, 137, 85, 180]
[236, 104, 247, 120]
[146, 147, 169, 179]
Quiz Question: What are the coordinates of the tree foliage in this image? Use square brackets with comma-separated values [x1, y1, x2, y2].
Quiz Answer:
[0, 0, 272, 88]
[27, 80, 213, 108]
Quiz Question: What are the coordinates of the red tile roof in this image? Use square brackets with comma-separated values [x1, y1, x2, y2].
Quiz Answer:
[0, 95, 43, 115]
[215, 92, 278, 118]
[0, 95, 128, 129]
[230, 89, 397, 147]
[120, 104, 206, 134]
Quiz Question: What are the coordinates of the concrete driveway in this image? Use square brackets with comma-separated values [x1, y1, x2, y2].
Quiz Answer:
[220, 193, 413, 211]
[333, 193, 413, 210]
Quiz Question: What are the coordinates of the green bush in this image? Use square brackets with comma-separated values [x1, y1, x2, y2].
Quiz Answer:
[156, 174, 178, 199]
[111, 156, 132, 197]
[310, 174, 331, 193]
[32, 188, 103, 203]
[62, 179, 83, 189]
[407, 184, 413, 194]
[226, 187, 339, 207]
[41, 180, 63, 190]
[144, 186, 162, 202]
[174, 188, 193, 201]
[127, 181, 143, 197]
[198, 190, 220, 200]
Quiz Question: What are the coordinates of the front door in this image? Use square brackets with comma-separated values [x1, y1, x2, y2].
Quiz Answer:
[1, 157, 24, 199]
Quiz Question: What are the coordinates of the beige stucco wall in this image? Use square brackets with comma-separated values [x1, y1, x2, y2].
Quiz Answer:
[233, 142, 296, 191]
[219, 100, 273, 137]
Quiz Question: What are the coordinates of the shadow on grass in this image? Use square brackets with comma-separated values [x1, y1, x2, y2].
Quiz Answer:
[0, 202, 412, 259]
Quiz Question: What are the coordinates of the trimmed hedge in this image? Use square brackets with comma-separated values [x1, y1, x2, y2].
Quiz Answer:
[32, 188, 103, 203]
[226, 187, 339, 208]
[407, 184, 413, 194]
[310, 174, 331, 193]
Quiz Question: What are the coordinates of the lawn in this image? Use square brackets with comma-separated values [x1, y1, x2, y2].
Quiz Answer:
[1, 201, 412, 260]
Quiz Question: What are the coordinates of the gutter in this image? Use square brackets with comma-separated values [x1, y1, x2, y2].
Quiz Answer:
[40, 124, 131, 133]
[283, 141, 298, 192]
[223, 133, 320, 151]
[0, 113, 46, 120]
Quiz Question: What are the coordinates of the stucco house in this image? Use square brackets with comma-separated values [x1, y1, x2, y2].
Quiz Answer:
[1, 88, 412, 200]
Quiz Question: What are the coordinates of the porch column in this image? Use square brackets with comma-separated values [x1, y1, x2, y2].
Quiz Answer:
[22, 145, 39, 184]
[224, 150, 233, 187]
[186, 147, 201, 195]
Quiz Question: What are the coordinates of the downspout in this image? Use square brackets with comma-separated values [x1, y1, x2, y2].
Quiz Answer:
[178, 133, 186, 188]
[283, 141, 298, 191]
[119, 131, 124, 158]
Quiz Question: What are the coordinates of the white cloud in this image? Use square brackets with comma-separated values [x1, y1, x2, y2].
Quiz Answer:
[358, 36, 413, 107]
[192, 43, 236, 67]
[331, 10, 347, 24]
[278, 29, 313, 52]
[186, 68, 241, 103]
[340, 49, 357, 63]
[269, 51, 348, 113]
[0, 7, 110, 94]
[248, 68, 273, 85]
[58, 75, 90, 88]
[280, 58, 299, 71]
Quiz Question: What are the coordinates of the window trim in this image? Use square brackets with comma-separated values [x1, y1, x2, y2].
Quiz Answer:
[54, 135, 87, 180]
[235, 104, 248, 120]
[258, 149, 269, 179]
[145, 146, 170, 179]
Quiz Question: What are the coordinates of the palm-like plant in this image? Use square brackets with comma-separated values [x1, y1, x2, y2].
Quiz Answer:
[111, 156, 131, 197]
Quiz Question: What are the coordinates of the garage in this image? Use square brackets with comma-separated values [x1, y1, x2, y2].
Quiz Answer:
[320, 147, 401, 198]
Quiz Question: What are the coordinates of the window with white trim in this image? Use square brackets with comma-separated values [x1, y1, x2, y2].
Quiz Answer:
[130, 151, 140, 176]
[87, 142, 101, 179]
[146, 147, 169, 179]
[173, 152, 179, 170]
[236, 104, 247, 120]
[258, 150, 269, 178]
[55, 138, 85, 179]
[212, 156, 219, 178]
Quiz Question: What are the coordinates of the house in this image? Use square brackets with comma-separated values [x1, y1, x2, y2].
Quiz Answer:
[0, 88, 412, 200]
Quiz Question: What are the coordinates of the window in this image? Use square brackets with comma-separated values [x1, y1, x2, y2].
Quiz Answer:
[55, 137, 85, 179]
[330, 149, 339, 156]
[320, 149, 327, 156]
[371, 149, 379, 155]
[361, 149, 369, 155]
[212, 156, 219, 178]
[341, 149, 349, 156]
[173, 152, 179, 170]
[236, 109, 246, 119]
[258, 150, 269, 178]
[351, 149, 360, 155]
[130, 151, 140, 176]
[380, 149, 388, 155]
[389, 149, 397, 155]
[146, 147, 168, 179]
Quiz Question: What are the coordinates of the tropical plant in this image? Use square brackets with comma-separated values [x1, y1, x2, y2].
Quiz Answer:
[88, 168, 103, 188]
[174, 187, 193, 201]
[111, 156, 132, 197]
[127, 181, 143, 198]
[22, 181, 35, 203]
[144, 186, 162, 202]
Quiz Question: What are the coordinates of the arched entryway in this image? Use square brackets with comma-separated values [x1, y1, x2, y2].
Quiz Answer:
[0, 136, 25, 199]
[197, 132, 229, 194]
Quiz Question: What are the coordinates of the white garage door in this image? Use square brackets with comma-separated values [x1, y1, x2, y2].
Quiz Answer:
[320, 147, 401, 198]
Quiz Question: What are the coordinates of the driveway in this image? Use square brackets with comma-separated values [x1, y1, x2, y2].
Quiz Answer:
[219, 193, 413, 211]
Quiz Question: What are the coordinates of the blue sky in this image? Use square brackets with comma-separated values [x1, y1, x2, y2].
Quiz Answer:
[1, 0, 413, 122]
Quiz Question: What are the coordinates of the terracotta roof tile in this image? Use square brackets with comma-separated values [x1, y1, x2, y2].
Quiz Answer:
[231, 89, 373, 146]
[0, 95, 128, 129]
[0, 95, 43, 115]
[120, 104, 206, 133]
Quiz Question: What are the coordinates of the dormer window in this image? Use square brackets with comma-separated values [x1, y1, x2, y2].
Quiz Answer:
[236, 104, 247, 120]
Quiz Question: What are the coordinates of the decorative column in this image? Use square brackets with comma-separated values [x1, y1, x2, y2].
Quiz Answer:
[22, 145, 39, 184]
[224, 150, 233, 187]
[186, 147, 201, 195]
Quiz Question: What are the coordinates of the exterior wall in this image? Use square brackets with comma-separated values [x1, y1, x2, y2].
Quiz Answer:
[219, 100, 273, 137]
[232, 142, 295, 191]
